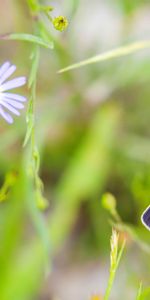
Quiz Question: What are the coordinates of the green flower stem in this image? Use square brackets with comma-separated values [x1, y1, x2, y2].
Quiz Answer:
[104, 267, 116, 300]
[104, 232, 126, 300]
[27, 0, 53, 22]
[44, 11, 53, 23]
[22, 6, 49, 257]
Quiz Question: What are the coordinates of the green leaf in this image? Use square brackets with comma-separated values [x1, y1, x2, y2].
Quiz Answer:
[58, 40, 150, 73]
[0, 33, 54, 49]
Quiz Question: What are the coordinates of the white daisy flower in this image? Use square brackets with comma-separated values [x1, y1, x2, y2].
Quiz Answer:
[0, 61, 27, 124]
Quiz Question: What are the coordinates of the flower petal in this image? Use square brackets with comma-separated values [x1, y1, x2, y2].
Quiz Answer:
[2, 97, 24, 109]
[0, 61, 11, 78]
[0, 105, 13, 123]
[0, 65, 16, 85]
[2, 92, 26, 102]
[0, 77, 26, 92]
[0, 100, 20, 116]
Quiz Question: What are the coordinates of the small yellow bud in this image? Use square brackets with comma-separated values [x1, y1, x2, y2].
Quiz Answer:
[53, 16, 68, 31]
[101, 193, 116, 212]
[36, 190, 49, 210]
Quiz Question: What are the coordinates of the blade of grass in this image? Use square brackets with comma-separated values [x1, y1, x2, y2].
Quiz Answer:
[0, 33, 54, 49]
[58, 40, 150, 73]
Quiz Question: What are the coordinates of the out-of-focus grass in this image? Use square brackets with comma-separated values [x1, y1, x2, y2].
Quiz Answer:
[0, 0, 150, 299]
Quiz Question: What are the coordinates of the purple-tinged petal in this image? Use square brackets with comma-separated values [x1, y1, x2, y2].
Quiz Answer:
[0, 76, 26, 92]
[0, 101, 20, 116]
[0, 61, 11, 78]
[2, 92, 26, 102]
[0, 65, 16, 85]
[0, 105, 13, 123]
[141, 206, 150, 230]
[2, 97, 24, 109]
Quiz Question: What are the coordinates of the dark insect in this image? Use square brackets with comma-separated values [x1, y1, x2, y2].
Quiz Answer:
[141, 206, 150, 230]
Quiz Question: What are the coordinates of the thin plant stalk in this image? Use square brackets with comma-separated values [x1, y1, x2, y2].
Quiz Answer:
[104, 230, 126, 300]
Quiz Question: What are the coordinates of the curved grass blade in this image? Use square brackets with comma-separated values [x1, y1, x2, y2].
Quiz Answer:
[0, 33, 54, 49]
[58, 40, 150, 73]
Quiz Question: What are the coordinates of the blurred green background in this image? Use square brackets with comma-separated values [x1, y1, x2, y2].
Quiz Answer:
[0, 0, 150, 299]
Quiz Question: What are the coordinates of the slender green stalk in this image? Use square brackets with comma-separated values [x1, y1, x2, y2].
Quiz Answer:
[58, 40, 150, 73]
[104, 230, 126, 300]
[24, 2, 48, 209]
[22, 4, 49, 256]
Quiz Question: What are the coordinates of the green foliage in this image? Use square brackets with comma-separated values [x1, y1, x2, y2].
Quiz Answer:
[48, 104, 120, 250]
[0, 0, 150, 299]
[0, 33, 54, 49]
